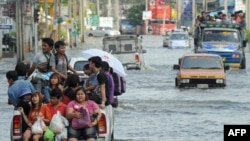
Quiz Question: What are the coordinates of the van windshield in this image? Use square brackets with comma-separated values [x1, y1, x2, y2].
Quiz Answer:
[203, 30, 239, 42]
[182, 56, 222, 69]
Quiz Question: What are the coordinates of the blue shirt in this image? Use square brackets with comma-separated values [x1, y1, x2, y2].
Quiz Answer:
[89, 73, 98, 85]
[8, 80, 35, 106]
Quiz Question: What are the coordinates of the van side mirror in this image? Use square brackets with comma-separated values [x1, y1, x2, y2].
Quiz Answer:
[173, 64, 180, 70]
[242, 40, 247, 47]
[224, 65, 230, 71]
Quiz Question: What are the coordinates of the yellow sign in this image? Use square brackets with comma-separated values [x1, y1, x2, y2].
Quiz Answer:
[39, 0, 54, 3]
[171, 9, 177, 20]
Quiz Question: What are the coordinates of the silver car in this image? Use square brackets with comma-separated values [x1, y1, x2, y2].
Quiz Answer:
[86, 26, 120, 37]
[163, 31, 190, 48]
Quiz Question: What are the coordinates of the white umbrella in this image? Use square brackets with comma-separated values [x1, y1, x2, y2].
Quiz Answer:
[82, 48, 127, 77]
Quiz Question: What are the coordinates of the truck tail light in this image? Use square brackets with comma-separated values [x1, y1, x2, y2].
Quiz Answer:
[13, 115, 21, 136]
[135, 53, 140, 63]
[98, 113, 107, 134]
[232, 54, 240, 58]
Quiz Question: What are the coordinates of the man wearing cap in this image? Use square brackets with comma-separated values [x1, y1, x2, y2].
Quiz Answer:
[17, 87, 32, 134]
[6, 70, 35, 106]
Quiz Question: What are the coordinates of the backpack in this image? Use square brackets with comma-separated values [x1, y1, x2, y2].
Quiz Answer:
[54, 53, 69, 70]
[120, 77, 126, 93]
[112, 72, 126, 96]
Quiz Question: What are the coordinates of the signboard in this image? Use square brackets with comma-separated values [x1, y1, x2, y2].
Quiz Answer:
[143, 11, 152, 20]
[0, 25, 12, 29]
[39, 0, 54, 3]
[148, 0, 171, 19]
[0, 0, 6, 5]
[183, 0, 193, 20]
[0, 16, 12, 25]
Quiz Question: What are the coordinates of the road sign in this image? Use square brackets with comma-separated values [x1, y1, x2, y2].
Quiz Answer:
[143, 11, 152, 20]
[0, 25, 12, 29]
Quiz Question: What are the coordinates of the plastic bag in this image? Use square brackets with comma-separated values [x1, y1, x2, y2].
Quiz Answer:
[31, 116, 46, 134]
[43, 127, 55, 141]
[49, 111, 64, 134]
[71, 107, 91, 129]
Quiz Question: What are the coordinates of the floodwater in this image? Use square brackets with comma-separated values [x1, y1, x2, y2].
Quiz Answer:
[1, 35, 250, 141]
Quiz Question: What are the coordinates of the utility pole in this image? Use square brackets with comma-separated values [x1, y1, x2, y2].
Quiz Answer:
[145, 0, 148, 34]
[203, 0, 207, 11]
[114, 0, 120, 31]
[162, 0, 167, 35]
[58, 0, 61, 41]
[107, 0, 111, 17]
[224, 0, 228, 15]
[0, 6, 2, 59]
[16, 0, 24, 62]
[68, 0, 72, 48]
[96, 0, 100, 16]
[80, 0, 85, 42]
[246, 0, 250, 29]
[177, 0, 182, 28]
[192, 0, 195, 28]
[45, 0, 49, 37]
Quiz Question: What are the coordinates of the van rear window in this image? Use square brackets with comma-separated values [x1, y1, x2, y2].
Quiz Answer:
[124, 44, 132, 51]
[109, 45, 117, 52]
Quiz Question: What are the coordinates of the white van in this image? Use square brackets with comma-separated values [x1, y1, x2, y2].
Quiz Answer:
[103, 35, 146, 70]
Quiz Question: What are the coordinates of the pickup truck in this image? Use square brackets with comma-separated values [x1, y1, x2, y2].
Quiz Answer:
[103, 35, 146, 70]
[10, 105, 114, 141]
[194, 22, 247, 69]
[10, 57, 115, 141]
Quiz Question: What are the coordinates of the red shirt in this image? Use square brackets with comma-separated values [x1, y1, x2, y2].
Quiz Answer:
[28, 105, 52, 124]
[46, 102, 67, 116]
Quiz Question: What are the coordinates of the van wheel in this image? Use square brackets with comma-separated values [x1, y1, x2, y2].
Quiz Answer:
[111, 131, 114, 141]
[88, 33, 93, 37]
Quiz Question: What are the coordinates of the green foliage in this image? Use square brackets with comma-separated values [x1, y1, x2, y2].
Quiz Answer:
[246, 28, 250, 42]
[89, 2, 96, 15]
[127, 4, 145, 25]
[9, 31, 16, 36]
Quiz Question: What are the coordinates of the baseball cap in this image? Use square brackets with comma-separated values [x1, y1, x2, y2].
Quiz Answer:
[20, 88, 32, 97]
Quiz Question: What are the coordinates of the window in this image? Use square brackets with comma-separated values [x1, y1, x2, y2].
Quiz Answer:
[124, 44, 132, 51]
[74, 61, 89, 71]
[182, 56, 222, 69]
[109, 45, 117, 52]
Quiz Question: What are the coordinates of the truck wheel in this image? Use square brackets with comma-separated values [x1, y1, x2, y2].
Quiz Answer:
[240, 57, 246, 69]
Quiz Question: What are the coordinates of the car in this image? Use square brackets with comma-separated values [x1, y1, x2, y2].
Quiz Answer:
[173, 54, 230, 88]
[103, 35, 146, 70]
[119, 19, 136, 34]
[86, 26, 120, 37]
[163, 31, 191, 48]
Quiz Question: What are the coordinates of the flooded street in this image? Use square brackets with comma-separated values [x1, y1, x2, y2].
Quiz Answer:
[1, 35, 250, 141]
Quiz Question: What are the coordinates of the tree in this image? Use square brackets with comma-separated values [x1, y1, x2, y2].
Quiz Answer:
[127, 4, 145, 25]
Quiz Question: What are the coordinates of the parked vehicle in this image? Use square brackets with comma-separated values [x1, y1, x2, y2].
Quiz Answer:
[119, 19, 136, 34]
[173, 54, 230, 88]
[103, 35, 146, 70]
[86, 26, 120, 37]
[163, 31, 191, 48]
